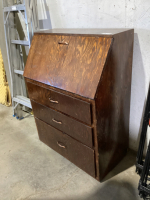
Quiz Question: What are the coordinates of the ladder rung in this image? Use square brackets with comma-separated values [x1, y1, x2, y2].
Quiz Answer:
[11, 40, 29, 46]
[14, 69, 24, 75]
[17, 96, 30, 103]
[4, 4, 25, 12]
[13, 96, 32, 109]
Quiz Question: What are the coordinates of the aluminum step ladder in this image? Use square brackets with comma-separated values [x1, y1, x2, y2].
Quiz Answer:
[3, 0, 39, 119]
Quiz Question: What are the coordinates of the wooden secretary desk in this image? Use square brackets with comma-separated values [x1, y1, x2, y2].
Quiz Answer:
[24, 29, 134, 181]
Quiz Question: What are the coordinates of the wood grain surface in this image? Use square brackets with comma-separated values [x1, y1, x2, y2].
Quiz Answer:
[35, 118, 95, 178]
[24, 34, 112, 99]
[31, 100, 93, 148]
[26, 81, 92, 125]
[24, 29, 134, 181]
[95, 29, 134, 180]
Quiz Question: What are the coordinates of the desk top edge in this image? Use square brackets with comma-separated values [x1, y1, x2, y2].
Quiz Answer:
[34, 28, 134, 37]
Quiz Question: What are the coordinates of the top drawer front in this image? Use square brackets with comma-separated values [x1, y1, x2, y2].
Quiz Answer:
[26, 81, 92, 125]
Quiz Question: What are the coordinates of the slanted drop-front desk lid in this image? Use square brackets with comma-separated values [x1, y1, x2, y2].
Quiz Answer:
[24, 32, 113, 99]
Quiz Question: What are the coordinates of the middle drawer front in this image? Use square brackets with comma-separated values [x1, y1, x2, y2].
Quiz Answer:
[31, 100, 93, 148]
[35, 118, 95, 178]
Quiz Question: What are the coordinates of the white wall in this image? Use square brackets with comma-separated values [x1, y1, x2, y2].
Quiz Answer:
[38, 0, 150, 152]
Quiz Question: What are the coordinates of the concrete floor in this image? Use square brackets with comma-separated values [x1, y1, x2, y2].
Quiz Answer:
[0, 104, 141, 200]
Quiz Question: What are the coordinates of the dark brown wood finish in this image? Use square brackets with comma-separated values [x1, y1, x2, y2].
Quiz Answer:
[25, 78, 93, 103]
[35, 118, 95, 177]
[24, 29, 134, 182]
[95, 29, 134, 180]
[35, 28, 133, 37]
[31, 100, 93, 148]
[26, 81, 92, 125]
[24, 34, 112, 99]
[26, 77, 99, 180]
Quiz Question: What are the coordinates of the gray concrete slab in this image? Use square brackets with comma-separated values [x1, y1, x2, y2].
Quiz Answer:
[0, 104, 141, 200]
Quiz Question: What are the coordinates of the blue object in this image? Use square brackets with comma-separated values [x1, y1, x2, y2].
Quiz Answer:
[19, 117, 24, 120]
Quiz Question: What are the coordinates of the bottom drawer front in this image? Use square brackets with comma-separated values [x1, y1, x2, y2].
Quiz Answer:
[35, 118, 95, 178]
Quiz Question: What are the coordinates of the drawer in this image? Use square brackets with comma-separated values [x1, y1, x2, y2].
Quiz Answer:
[35, 118, 95, 177]
[32, 100, 93, 148]
[27, 81, 92, 125]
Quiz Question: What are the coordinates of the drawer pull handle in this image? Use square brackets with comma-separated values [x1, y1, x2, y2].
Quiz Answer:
[52, 118, 62, 124]
[57, 142, 66, 148]
[58, 41, 69, 45]
[49, 98, 58, 104]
